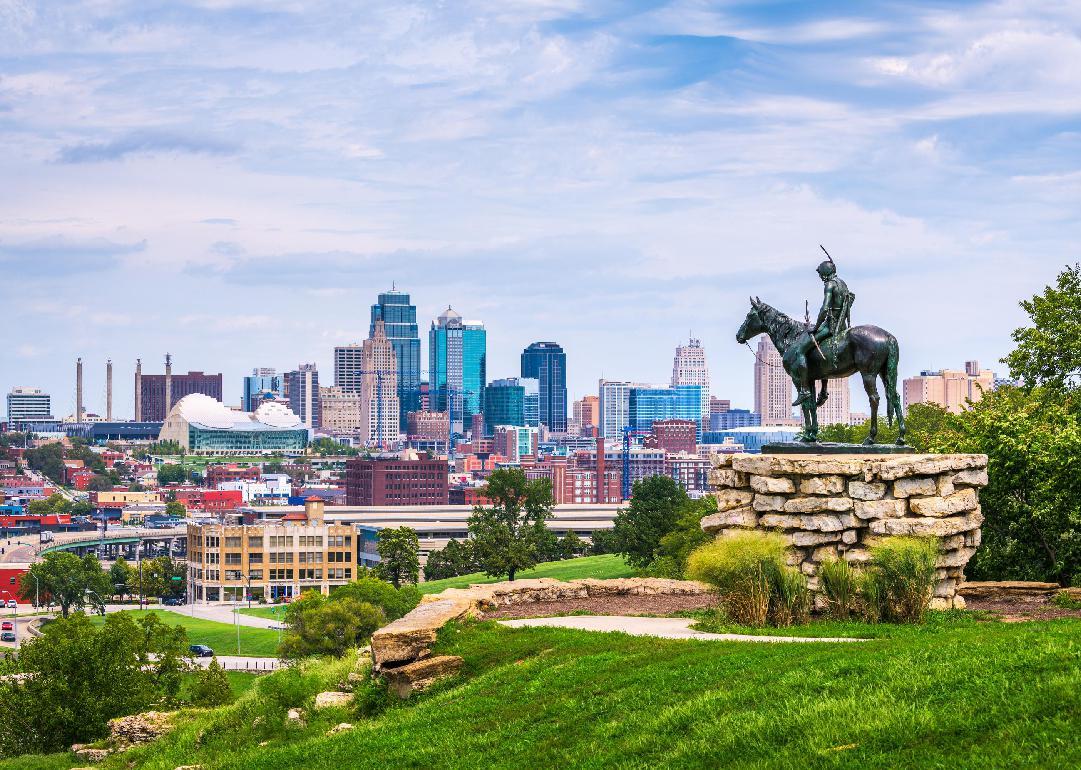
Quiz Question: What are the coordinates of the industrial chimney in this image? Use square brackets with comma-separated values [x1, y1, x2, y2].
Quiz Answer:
[76, 357, 84, 422]
[106, 359, 113, 421]
[165, 353, 173, 414]
[135, 358, 143, 421]
[595, 435, 606, 504]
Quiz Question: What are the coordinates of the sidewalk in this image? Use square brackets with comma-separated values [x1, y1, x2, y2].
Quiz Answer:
[499, 615, 868, 643]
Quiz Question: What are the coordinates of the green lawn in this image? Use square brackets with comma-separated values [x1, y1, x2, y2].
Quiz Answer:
[419, 554, 635, 594]
[236, 605, 288, 621]
[89, 610, 282, 657]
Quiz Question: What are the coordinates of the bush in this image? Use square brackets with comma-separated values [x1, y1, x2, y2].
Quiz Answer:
[869, 536, 939, 624]
[189, 658, 233, 707]
[768, 563, 811, 627]
[687, 532, 789, 626]
[819, 558, 860, 620]
[279, 593, 386, 659]
[330, 576, 421, 621]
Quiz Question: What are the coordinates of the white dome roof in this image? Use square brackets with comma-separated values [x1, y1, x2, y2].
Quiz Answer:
[173, 393, 236, 429]
[254, 401, 303, 428]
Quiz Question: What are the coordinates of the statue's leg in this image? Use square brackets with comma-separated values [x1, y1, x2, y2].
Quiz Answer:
[791, 345, 812, 407]
[797, 401, 815, 442]
[816, 379, 829, 407]
[808, 401, 819, 442]
[861, 371, 880, 445]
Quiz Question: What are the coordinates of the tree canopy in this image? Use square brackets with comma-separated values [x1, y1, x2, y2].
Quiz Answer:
[1004, 262, 1081, 391]
[375, 526, 421, 588]
[610, 475, 690, 569]
[19, 552, 112, 616]
[467, 468, 554, 581]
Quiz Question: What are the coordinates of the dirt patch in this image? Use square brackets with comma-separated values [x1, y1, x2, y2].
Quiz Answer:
[965, 595, 1081, 622]
[480, 592, 718, 620]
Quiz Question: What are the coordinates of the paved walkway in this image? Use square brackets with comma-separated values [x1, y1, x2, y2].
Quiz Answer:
[499, 615, 868, 643]
[100, 603, 282, 629]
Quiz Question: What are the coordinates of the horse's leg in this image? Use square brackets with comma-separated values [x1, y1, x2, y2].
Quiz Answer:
[816, 379, 829, 407]
[861, 371, 880, 445]
[808, 400, 819, 442]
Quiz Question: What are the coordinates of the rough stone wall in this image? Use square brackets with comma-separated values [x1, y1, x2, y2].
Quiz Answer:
[704, 453, 989, 609]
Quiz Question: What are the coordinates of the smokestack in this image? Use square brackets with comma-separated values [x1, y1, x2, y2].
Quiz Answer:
[135, 358, 143, 421]
[76, 358, 84, 422]
[595, 435, 606, 504]
[165, 353, 173, 414]
[106, 359, 113, 421]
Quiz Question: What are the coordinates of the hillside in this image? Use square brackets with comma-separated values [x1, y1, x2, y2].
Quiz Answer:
[418, 554, 635, 594]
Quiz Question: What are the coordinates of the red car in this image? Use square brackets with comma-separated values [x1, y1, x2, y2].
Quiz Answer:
[0, 621, 13, 631]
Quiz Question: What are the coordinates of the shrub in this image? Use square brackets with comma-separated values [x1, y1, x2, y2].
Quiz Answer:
[869, 536, 939, 623]
[1053, 590, 1081, 610]
[819, 558, 860, 620]
[331, 576, 421, 621]
[189, 658, 233, 707]
[768, 564, 811, 627]
[687, 532, 789, 626]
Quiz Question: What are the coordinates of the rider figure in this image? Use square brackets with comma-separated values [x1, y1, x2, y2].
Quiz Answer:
[792, 256, 855, 407]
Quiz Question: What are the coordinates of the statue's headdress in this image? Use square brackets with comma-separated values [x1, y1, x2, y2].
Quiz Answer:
[817, 244, 836, 277]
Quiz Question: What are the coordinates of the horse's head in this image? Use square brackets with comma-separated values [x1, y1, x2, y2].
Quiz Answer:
[736, 297, 767, 344]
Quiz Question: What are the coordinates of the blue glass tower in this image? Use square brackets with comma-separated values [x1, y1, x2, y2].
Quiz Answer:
[429, 307, 486, 435]
[628, 384, 703, 437]
[242, 369, 283, 412]
[483, 378, 525, 434]
[370, 289, 421, 429]
[520, 341, 567, 432]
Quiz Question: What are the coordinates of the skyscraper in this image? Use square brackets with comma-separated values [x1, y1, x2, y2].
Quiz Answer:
[753, 337, 795, 425]
[370, 289, 422, 429]
[359, 320, 400, 446]
[628, 384, 703, 436]
[334, 344, 364, 394]
[520, 341, 567, 432]
[671, 337, 710, 427]
[599, 379, 632, 441]
[572, 395, 599, 435]
[903, 362, 995, 414]
[6, 387, 52, 422]
[817, 378, 852, 426]
[429, 306, 486, 435]
[242, 368, 283, 412]
[136, 360, 223, 422]
[521, 377, 540, 427]
[483, 378, 525, 433]
[285, 364, 320, 429]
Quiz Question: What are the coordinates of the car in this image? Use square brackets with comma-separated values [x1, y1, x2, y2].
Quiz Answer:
[162, 596, 185, 606]
[1, 621, 12, 631]
[0, 632, 15, 643]
[189, 644, 214, 657]
[4, 600, 17, 609]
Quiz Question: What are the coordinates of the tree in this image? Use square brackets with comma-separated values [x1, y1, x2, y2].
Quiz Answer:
[559, 531, 588, 560]
[610, 475, 689, 569]
[27, 494, 72, 519]
[156, 463, 187, 485]
[86, 474, 114, 492]
[649, 496, 717, 578]
[188, 658, 233, 707]
[467, 468, 554, 581]
[0, 612, 188, 758]
[278, 591, 385, 659]
[139, 556, 186, 599]
[24, 442, 64, 484]
[423, 539, 478, 581]
[19, 552, 111, 617]
[165, 500, 187, 520]
[1004, 263, 1081, 391]
[818, 402, 956, 450]
[375, 526, 420, 588]
[330, 575, 421, 621]
[110, 557, 136, 602]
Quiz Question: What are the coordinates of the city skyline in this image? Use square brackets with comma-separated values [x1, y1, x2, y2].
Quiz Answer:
[3, 1, 1067, 416]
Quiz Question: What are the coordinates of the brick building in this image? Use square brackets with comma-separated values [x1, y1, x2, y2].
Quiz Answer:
[345, 453, 449, 506]
[649, 419, 698, 455]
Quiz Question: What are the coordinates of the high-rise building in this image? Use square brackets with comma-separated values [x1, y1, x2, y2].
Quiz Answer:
[6, 387, 52, 422]
[319, 386, 363, 435]
[136, 361, 223, 423]
[407, 410, 450, 443]
[817, 378, 852, 426]
[333, 344, 364, 394]
[429, 306, 486, 435]
[520, 341, 567, 432]
[285, 364, 320, 429]
[650, 419, 698, 455]
[483, 378, 525, 433]
[359, 320, 400, 446]
[242, 368, 283, 412]
[572, 395, 599, 435]
[671, 337, 710, 427]
[754, 337, 795, 425]
[904, 362, 995, 414]
[521, 377, 540, 427]
[710, 397, 731, 415]
[370, 289, 422, 429]
[628, 384, 703, 436]
[710, 409, 761, 430]
[345, 453, 449, 506]
[599, 380, 632, 441]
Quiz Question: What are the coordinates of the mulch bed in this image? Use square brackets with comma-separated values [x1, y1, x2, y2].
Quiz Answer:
[965, 596, 1081, 622]
[480, 593, 718, 620]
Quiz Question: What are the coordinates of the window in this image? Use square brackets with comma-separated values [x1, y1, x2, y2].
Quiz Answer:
[269, 568, 293, 581]
[205, 553, 219, 564]
[224, 536, 242, 548]
[224, 570, 243, 581]
[248, 569, 263, 580]
[270, 552, 293, 564]
[248, 536, 263, 548]
[247, 553, 263, 564]
[224, 553, 242, 565]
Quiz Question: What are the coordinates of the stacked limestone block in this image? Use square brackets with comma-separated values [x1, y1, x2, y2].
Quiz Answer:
[703, 453, 989, 609]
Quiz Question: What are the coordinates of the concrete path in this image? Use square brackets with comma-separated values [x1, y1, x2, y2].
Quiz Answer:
[195, 655, 283, 671]
[99, 603, 282, 629]
[499, 615, 868, 643]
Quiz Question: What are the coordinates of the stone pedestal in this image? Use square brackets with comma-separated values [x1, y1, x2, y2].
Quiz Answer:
[704, 453, 989, 609]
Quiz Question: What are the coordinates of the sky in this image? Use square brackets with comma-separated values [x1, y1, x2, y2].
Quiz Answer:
[2, 0, 1080, 419]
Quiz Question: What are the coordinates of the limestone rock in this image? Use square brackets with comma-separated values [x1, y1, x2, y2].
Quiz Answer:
[868, 511, 982, 537]
[811, 545, 839, 562]
[841, 529, 858, 545]
[700, 507, 757, 532]
[964, 529, 982, 548]
[759, 513, 803, 530]
[711, 454, 735, 468]
[107, 711, 174, 747]
[892, 477, 937, 498]
[799, 476, 845, 495]
[800, 514, 845, 532]
[934, 579, 957, 598]
[286, 708, 305, 727]
[714, 489, 754, 512]
[783, 496, 853, 514]
[711, 468, 748, 488]
[908, 489, 978, 517]
[937, 547, 977, 568]
[750, 475, 795, 494]
[73, 748, 112, 762]
[790, 531, 842, 547]
[752, 494, 787, 512]
[800, 561, 817, 576]
[314, 691, 354, 710]
[953, 468, 988, 488]
[936, 475, 955, 497]
[383, 655, 464, 699]
[734, 454, 869, 477]
[854, 499, 905, 520]
[957, 581, 1060, 600]
[870, 454, 986, 481]
[327, 723, 354, 735]
[371, 597, 474, 668]
[848, 481, 886, 500]
[843, 548, 872, 563]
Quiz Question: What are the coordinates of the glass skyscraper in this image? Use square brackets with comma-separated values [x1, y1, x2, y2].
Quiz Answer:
[242, 368, 283, 412]
[520, 341, 567, 432]
[370, 289, 421, 429]
[628, 384, 703, 437]
[429, 306, 486, 435]
[483, 378, 525, 434]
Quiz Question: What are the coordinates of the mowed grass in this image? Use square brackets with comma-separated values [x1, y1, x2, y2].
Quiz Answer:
[236, 605, 287, 621]
[419, 554, 635, 594]
[88, 610, 282, 657]
[22, 613, 1077, 770]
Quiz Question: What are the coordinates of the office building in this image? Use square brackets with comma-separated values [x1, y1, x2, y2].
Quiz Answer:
[371, 288, 422, 429]
[345, 452, 449, 506]
[429, 306, 486, 434]
[333, 344, 364, 394]
[572, 395, 599, 435]
[7, 387, 52, 422]
[285, 364, 320, 429]
[359, 320, 400, 447]
[628, 384, 703, 435]
[483, 378, 525, 433]
[710, 409, 761, 430]
[187, 498, 357, 603]
[710, 397, 731, 416]
[136, 357, 223, 422]
[753, 337, 796, 425]
[242, 369, 283, 412]
[903, 361, 995, 413]
[493, 425, 539, 462]
[158, 394, 308, 455]
[599, 379, 633, 441]
[666, 453, 711, 494]
[650, 419, 698, 455]
[671, 337, 710, 426]
[521, 377, 540, 427]
[520, 341, 567, 432]
[817, 378, 852, 426]
[407, 411, 450, 443]
[319, 386, 363, 435]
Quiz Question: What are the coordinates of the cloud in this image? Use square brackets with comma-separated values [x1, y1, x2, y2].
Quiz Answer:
[57, 130, 239, 164]
[200, 218, 238, 226]
[0, 236, 145, 276]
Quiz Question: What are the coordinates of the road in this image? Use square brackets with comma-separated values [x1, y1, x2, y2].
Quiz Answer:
[99, 602, 282, 629]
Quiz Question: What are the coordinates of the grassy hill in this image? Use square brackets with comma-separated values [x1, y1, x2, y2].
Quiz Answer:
[88, 609, 282, 657]
[8, 612, 1080, 769]
[418, 554, 635, 594]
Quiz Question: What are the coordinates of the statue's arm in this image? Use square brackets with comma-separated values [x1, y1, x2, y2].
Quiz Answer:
[815, 285, 833, 329]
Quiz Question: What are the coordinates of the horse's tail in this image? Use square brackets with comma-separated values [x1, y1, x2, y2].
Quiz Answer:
[884, 335, 900, 428]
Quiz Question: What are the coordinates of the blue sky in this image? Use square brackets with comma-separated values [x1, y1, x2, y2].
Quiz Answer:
[2, 0, 1080, 418]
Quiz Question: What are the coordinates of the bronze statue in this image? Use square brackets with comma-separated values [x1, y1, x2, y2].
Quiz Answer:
[735, 248, 906, 445]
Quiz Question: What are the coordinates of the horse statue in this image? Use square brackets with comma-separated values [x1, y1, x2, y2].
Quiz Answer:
[736, 296, 906, 445]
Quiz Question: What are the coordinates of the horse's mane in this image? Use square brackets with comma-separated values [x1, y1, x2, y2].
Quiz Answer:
[756, 301, 804, 352]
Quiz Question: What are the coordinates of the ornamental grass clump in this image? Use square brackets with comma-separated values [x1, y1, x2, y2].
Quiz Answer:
[687, 531, 790, 627]
[819, 558, 860, 620]
[768, 563, 811, 627]
[868, 536, 940, 624]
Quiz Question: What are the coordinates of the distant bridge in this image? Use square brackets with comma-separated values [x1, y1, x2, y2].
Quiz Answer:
[36, 528, 188, 561]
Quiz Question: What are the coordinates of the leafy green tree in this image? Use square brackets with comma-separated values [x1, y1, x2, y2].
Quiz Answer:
[139, 556, 186, 599]
[611, 475, 689, 569]
[156, 463, 187, 485]
[422, 538, 477, 580]
[279, 591, 385, 659]
[375, 526, 421, 588]
[467, 468, 554, 581]
[1004, 263, 1081, 390]
[19, 552, 111, 617]
[818, 402, 956, 450]
[188, 658, 233, 707]
[24, 442, 65, 484]
[589, 528, 620, 555]
[165, 500, 187, 520]
[27, 494, 72, 519]
[330, 575, 421, 621]
[0, 612, 188, 757]
[649, 496, 717, 578]
[559, 531, 588, 559]
[86, 474, 114, 492]
[534, 526, 562, 563]
[110, 557, 136, 601]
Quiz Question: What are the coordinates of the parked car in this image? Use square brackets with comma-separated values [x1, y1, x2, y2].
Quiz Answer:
[162, 596, 185, 606]
[4, 599, 17, 609]
[0, 631, 15, 642]
[1, 621, 13, 631]
[189, 644, 214, 657]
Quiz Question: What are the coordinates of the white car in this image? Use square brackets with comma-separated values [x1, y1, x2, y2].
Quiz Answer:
[4, 600, 17, 609]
